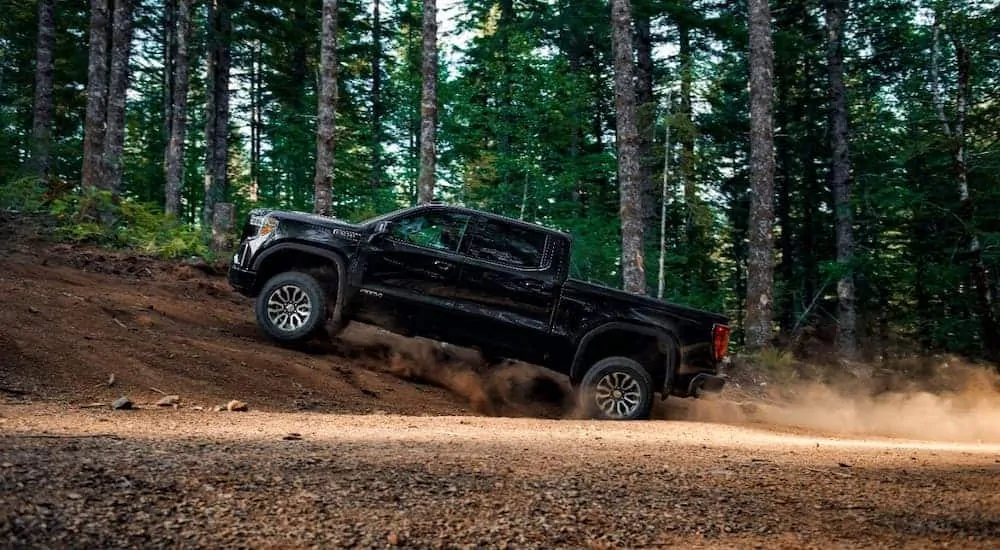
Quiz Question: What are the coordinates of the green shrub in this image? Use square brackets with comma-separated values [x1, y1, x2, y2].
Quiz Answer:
[0, 176, 47, 212]
[49, 188, 210, 260]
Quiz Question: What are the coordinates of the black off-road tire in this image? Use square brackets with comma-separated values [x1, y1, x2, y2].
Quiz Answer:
[255, 271, 328, 344]
[579, 356, 654, 420]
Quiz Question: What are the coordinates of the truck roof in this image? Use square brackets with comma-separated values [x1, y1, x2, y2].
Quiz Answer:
[373, 203, 573, 241]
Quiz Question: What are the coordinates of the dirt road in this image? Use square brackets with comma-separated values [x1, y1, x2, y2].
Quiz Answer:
[4, 212, 1000, 548]
[3, 406, 1000, 549]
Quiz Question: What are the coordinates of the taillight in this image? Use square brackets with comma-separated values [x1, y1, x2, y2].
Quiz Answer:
[712, 324, 730, 361]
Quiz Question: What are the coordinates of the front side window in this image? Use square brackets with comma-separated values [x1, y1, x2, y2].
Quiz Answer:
[389, 211, 471, 252]
[468, 218, 548, 269]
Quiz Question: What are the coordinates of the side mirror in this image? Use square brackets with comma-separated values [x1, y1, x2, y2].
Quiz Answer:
[367, 220, 392, 244]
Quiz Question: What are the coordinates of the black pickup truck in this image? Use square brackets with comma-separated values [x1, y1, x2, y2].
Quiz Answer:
[228, 204, 730, 420]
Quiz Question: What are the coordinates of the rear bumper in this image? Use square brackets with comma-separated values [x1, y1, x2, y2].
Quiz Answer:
[228, 265, 257, 296]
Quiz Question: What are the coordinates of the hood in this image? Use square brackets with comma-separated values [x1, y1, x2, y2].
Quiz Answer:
[256, 208, 362, 230]
[565, 278, 729, 326]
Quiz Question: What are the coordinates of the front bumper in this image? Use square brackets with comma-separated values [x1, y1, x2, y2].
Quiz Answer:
[228, 265, 257, 296]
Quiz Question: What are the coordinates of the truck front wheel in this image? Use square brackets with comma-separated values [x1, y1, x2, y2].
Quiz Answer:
[579, 356, 654, 420]
[255, 271, 328, 343]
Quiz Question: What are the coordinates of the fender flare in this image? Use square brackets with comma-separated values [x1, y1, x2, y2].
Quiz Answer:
[569, 322, 681, 393]
[252, 242, 349, 328]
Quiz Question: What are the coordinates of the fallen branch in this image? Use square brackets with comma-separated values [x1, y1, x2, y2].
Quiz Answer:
[150, 387, 168, 395]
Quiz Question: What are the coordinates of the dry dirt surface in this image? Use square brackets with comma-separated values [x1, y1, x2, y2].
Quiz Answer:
[3, 407, 1000, 549]
[3, 211, 1000, 548]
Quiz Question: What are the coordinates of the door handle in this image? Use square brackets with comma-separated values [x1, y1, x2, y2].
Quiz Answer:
[433, 260, 455, 272]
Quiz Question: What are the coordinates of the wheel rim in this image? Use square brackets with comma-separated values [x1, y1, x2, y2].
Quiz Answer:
[594, 370, 643, 419]
[266, 284, 312, 332]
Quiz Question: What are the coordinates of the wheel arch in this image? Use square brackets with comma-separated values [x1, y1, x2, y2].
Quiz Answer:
[252, 243, 348, 327]
[569, 322, 680, 393]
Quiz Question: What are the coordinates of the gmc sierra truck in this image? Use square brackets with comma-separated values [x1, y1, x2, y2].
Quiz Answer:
[228, 203, 730, 420]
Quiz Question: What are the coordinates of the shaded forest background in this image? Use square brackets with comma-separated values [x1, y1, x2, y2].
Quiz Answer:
[1, 0, 999, 362]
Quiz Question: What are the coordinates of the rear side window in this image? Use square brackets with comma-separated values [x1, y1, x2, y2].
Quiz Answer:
[467, 218, 548, 269]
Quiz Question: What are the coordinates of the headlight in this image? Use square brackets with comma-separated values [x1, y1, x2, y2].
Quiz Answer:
[257, 216, 278, 237]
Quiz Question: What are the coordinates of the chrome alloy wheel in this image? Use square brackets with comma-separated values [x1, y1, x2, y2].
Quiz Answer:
[594, 371, 643, 419]
[266, 284, 313, 332]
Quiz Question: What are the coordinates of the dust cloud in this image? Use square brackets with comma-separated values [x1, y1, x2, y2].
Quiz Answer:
[334, 327, 1000, 443]
[672, 358, 1000, 443]
[335, 325, 573, 418]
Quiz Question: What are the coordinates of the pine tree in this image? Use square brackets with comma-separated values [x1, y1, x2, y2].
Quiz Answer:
[416, 0, 437, 204]
[611, 0, 646, 295]
[313, 0, 339, 216]
[745, 0, 776, 350]
[31, 0, 56, 186]
[165, 0, 192, 217]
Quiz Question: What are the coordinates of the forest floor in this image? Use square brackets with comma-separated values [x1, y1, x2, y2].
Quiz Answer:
[3, 210, 1000, 548]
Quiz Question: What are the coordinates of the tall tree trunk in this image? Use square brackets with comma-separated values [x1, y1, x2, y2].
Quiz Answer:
[313, 0, 339, 217]
[81, 0, 111, 190]
[745, 0, 776, 350]
[370, 0, 382, 189]
[31, 0, 56, 186]
[634, 2, 656, 242]
[204, 0, 232, 225]
[416, 0, 437, 204]
[931, 14, 999, 362]
[825, 0, 858, 360]
[249, 40, 261, 202]
[164, 0, 190, 217]
[102, 0, 134, 196]
[611, 0, 646, 295]
[678, 9, 697, 292]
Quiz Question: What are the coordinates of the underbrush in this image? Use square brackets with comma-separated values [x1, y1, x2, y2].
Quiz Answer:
[1, 177, 209, 260]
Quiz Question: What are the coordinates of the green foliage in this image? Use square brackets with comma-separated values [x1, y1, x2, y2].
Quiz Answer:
[0, 176, 48, 212]
[49, 188, 209, 259]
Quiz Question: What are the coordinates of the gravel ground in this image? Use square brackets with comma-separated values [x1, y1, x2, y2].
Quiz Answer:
[3, 405, 1000, 549]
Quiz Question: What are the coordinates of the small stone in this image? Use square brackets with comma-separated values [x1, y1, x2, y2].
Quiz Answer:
[191, 406, 204, 411]
[67, 492, 82, 500]
[111, 397, 133, 410]
[2, 462, 12, 468]
[387, 532, 402, 546]
[225, 400, 247, 412]
[283, 433, 302, 441]
[156, 395, 181, 407]
[28, 306, 40, 314]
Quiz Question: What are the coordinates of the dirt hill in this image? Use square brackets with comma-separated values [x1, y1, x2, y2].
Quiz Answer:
[1, 211, 573, 415]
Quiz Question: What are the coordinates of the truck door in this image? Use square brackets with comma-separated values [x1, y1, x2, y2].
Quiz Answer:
[452, 216, 560, 364]
[355, 210, 472, 337]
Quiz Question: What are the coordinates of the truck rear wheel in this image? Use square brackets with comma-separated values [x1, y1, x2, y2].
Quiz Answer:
[255, 271, 327, 344]
[579, 356, 654, 420]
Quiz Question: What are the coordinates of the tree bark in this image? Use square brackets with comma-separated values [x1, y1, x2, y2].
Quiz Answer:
[204, 0, 232, 225]
[611, 0, 646, 295]
[313, 0, 339, 217]
[164, 0, 190, 217]
[825, 0, 858, 360]
[31, 0, 56, 186]
[678, 11, 696, 281]
[745, 0, 776, 350]
[81, 0, 111, 191]
[102, 0, 134, 196]
[416, 0, 437, 205]
[634, 2, 656, 240]
[370, 0, 382, 189]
